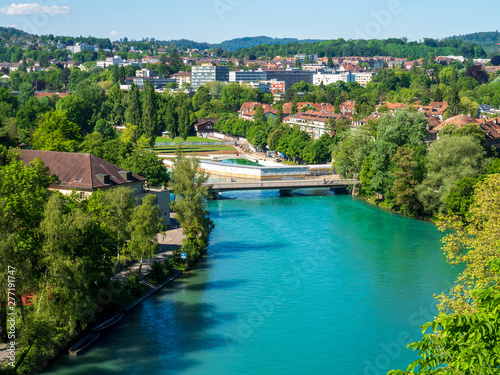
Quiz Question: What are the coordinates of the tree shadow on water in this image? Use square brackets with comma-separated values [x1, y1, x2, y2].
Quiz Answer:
[44, 302, 238, 375]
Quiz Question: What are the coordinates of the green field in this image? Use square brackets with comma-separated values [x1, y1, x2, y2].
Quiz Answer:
[155, 136, 222, 144]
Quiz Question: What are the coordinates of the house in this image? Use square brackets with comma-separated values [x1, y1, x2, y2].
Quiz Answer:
[193, 118, 219, 137]
[286, 111, 346, 140]
[19, 150, 170, 225]
[171, 71, 191, 87]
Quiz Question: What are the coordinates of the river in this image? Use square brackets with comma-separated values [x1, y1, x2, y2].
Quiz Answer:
[45, 190, 457, 375]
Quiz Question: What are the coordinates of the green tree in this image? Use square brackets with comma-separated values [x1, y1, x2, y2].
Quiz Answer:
[126, 194, 163, 265]
[55, 94, 87, 132]
[391, 145, 425, 216]
[417, 135, 486, 214]
[31, 110, 82, 152]
[121, 148, 170, 187]
[445, 85, 462, 118]
[125, 83, 141, 126]
[178, 104, 192, 141]
[18, 81, 35, 107]
[169, 150, 213, 265]
[141, 80, 158, 147]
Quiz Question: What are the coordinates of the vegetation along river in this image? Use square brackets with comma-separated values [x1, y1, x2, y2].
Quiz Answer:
[45, 189, 457, 375]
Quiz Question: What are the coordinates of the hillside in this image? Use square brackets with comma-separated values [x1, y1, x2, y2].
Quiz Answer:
[156, 36, 323, 51]
[447, 31, 500, 55]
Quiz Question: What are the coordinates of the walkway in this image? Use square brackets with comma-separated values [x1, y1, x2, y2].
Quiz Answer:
[113, 213, 185, 282]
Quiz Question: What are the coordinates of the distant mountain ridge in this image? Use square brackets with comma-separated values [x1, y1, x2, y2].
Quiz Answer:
[157, 36, 323, 51]
[446, 31, 500, 55]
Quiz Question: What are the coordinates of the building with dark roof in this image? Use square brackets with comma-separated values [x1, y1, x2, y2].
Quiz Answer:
[19, 150, 170, 225]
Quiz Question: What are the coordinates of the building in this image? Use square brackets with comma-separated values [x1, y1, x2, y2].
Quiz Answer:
[264, 69, 314, 90]
[313, 72, 354, 86]
[66, 43, 97, 54]
[193, 118, 219, 137]
[295, 54, 318, 63]
[353, 72, 376, 86]
[171, 71, 192, 87]
[19, 150, 170, 226]
[262, 79, 286, 93]
[96, 56, 123, 68]
[191, 63, 230, 89]
[136, 69, 158, 77]
[229, 69, 267, 82]
[286, 111, 346, 140]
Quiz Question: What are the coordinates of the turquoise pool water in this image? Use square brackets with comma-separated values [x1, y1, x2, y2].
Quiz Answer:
[220, 158, 262, 166]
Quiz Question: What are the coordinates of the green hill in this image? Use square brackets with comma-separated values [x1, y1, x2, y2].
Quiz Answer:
[447, 31, 500, 55]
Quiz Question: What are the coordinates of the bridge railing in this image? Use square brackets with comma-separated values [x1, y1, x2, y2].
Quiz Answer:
[207, 179, 358, 190]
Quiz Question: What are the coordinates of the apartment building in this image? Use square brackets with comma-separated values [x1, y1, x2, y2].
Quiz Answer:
[191, 63, 230, 89]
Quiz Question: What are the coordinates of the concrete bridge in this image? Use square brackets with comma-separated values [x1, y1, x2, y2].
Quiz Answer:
[206, 178, 359, 199]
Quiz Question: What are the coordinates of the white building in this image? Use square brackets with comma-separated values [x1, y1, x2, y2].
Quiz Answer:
[229, 69, 267, 82]
[353, 72, 376, 86]
[96, 56, 123, 68]
[313, 71, 354, 86]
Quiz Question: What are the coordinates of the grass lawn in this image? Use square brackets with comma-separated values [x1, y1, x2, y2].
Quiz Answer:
[154, 145, 236, 154]
[155, 136, 221, 144]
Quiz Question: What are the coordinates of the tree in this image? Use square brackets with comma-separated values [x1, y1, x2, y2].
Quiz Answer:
[121, 148, 170, 187]
[327, 57, 334, 68]
[55, 94, 87, 133]
[253, 104, 266, 123]
[389, 267, 500, 374]
[465, 64, 489, 85]
[369, 110, 428, 199]
[446, 177, 477, 220]
[18, 81, 35, 106]
[31, 110, 82, 152]
[445, 85, 462, 118]
[125, 83, 141, 126]
[417, 135, 486, 214]
[140, 80, 158, 147]
[169, 150, 213, 264]
[126, 194, 163, 265]
[163, 100, 178, 139]
[75, 79, 106, 133]
[491, 55, 500, 66]
[178, 104, 192, 141]
[391, 146, 425, 216]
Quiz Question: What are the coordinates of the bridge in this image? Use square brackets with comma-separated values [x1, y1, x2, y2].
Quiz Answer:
[206, 178, 359, 199]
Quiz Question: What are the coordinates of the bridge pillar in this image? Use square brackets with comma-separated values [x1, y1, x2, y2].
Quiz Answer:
[279, 189, 294, 197]
[210, 191, 220, 200]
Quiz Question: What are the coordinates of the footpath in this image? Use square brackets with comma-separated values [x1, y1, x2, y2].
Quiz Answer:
[113, 213, 185, 282]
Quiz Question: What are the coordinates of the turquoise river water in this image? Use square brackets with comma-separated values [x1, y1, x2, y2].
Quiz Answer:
[45, 190, 457, 375]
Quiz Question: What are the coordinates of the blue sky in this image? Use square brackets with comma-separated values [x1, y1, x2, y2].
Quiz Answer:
[0, 0, 498, 43]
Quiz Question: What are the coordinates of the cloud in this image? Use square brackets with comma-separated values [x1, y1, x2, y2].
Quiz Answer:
[0, 3, 70, 16]
[109, 30, 119, 40]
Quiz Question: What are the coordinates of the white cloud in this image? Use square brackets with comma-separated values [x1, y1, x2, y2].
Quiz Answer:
[0, 3, 70, 16]
[6, 24, 18, 28]
[109, 30, 119, 40]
